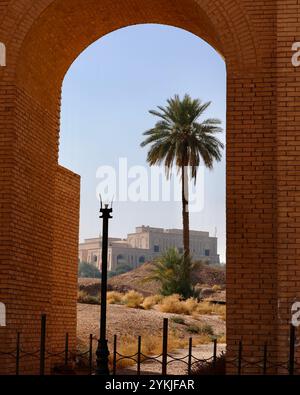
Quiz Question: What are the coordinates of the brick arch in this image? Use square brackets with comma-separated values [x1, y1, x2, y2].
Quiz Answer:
[11, 0, 260, 107]
[2, 0, 296, 376]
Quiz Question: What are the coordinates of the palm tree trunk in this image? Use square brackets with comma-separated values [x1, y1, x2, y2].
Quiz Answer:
[181, 164, 190, 258]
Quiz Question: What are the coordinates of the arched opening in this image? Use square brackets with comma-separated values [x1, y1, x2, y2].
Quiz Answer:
[139, 257, 146, 265]
[63, 26, 227, 370]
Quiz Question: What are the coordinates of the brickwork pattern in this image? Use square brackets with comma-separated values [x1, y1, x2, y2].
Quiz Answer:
[0, 0, 299, 374]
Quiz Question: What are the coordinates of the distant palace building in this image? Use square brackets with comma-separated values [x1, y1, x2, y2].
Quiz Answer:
[79, 226, 220, 272]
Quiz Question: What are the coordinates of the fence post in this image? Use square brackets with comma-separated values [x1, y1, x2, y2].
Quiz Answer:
[263, 343, 268, 375]
[137, 336, 142, 376]
[89, 334, 93, 375]
[40, 314, 46, 376]
[162, 318, 168, 376]
[289, 324, 296, 376]
[64, 333, 69, 367]
[188, 338, 193, 375]
[113, 335, 117, 376]
[238, 340, 242, 376]
[213, 338, 217, 370]
[16, 332, 20, 376]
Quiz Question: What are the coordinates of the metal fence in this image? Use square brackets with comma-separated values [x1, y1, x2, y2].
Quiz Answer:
[111, 318, 220, 375]
[0, 315, 299, 375]
[226, 324, 300, 375]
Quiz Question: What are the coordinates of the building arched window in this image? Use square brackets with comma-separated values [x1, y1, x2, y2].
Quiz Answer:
[154, 245, 160, 253]
[117, 255, 126, 265]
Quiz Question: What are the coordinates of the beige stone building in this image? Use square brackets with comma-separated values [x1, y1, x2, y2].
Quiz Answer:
[79, 226, 220, 272]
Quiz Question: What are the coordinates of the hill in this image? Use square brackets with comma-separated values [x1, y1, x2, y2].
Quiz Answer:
[78, 262, 225, 297]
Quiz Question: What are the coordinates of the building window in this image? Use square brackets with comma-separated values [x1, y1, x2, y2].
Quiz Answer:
[178, 248, 184, 254]
[117, 255, 125, 265]
[205, 249, 210, 257]
[93, 255, 98, 262]
[154, 245, 160, 253]
[139, 256, 145, 264]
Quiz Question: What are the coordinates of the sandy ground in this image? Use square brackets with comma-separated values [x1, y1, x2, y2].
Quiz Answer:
[77, 303, 226, 375]
[77, 303, 225, 343]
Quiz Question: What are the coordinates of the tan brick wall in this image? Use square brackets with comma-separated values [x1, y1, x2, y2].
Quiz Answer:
[0, 0, 299, 374]
[51, 166, 80, 364]
[276, 0, 300, 370]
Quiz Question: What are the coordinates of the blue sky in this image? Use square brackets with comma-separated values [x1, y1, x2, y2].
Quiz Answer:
[59, 24, 227, 262]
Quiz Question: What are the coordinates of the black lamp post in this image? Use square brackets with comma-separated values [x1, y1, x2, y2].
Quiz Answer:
[95, 201, 113, 375]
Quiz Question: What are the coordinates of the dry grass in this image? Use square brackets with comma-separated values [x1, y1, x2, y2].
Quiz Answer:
[142, 295, 163, 310]
[107, 291, 123, 305]
[218, 334, 226, 343]
[122, 290, 144, 308]
[158, 295, 188, 314]
[110, 330, 195, 369]
[183, 298, 199, 313]
[158, 295, 202, 316]
[153, 295, 226, 320]
[195, 302, 226, 319]
[79, 289, 226, 321]
[77, 302, 226, 372]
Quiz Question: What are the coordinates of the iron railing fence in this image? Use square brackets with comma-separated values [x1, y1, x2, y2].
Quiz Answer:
[0, 315, 299, 375]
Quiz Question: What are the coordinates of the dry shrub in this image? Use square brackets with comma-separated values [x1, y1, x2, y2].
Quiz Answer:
[96, 330, 217, 371]
[182, 298, 199, 314]
[107, 291, 123, 305]
[218, 334, 226, 343]
[109, 334, 137, 369]
[211, 304, 226, 318]
[158, 295, 199, 315]
[122, 290, 144, 308]
[194, 302, 226, 320]
[219, 307, 226, 321]
[158, 294, 187, 314]
[141, 335, 162, 356]
[77, 290, 100, 305]
[168, 332, 188, 350]
[109, 331, 188, 370]
[195, 301, 213, 315]
[142, 295, 163, 310]
[192, 334, 213, 345]
[141, 331, 187, 356]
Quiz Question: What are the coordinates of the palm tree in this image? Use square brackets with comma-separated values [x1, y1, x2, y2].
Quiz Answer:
[141, 94, 224, 258]
[144, 248, 199, 298]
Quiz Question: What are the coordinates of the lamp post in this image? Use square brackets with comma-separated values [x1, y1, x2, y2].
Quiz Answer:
[95, 202, 113, 375]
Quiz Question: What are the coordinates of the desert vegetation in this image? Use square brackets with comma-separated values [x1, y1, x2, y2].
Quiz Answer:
[78, 289, 225, 321]
[79, 260, 226, 298]
[77, 303, 226, 371]
[77, 259, 226, 372]
[144, 249, 201, 298]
